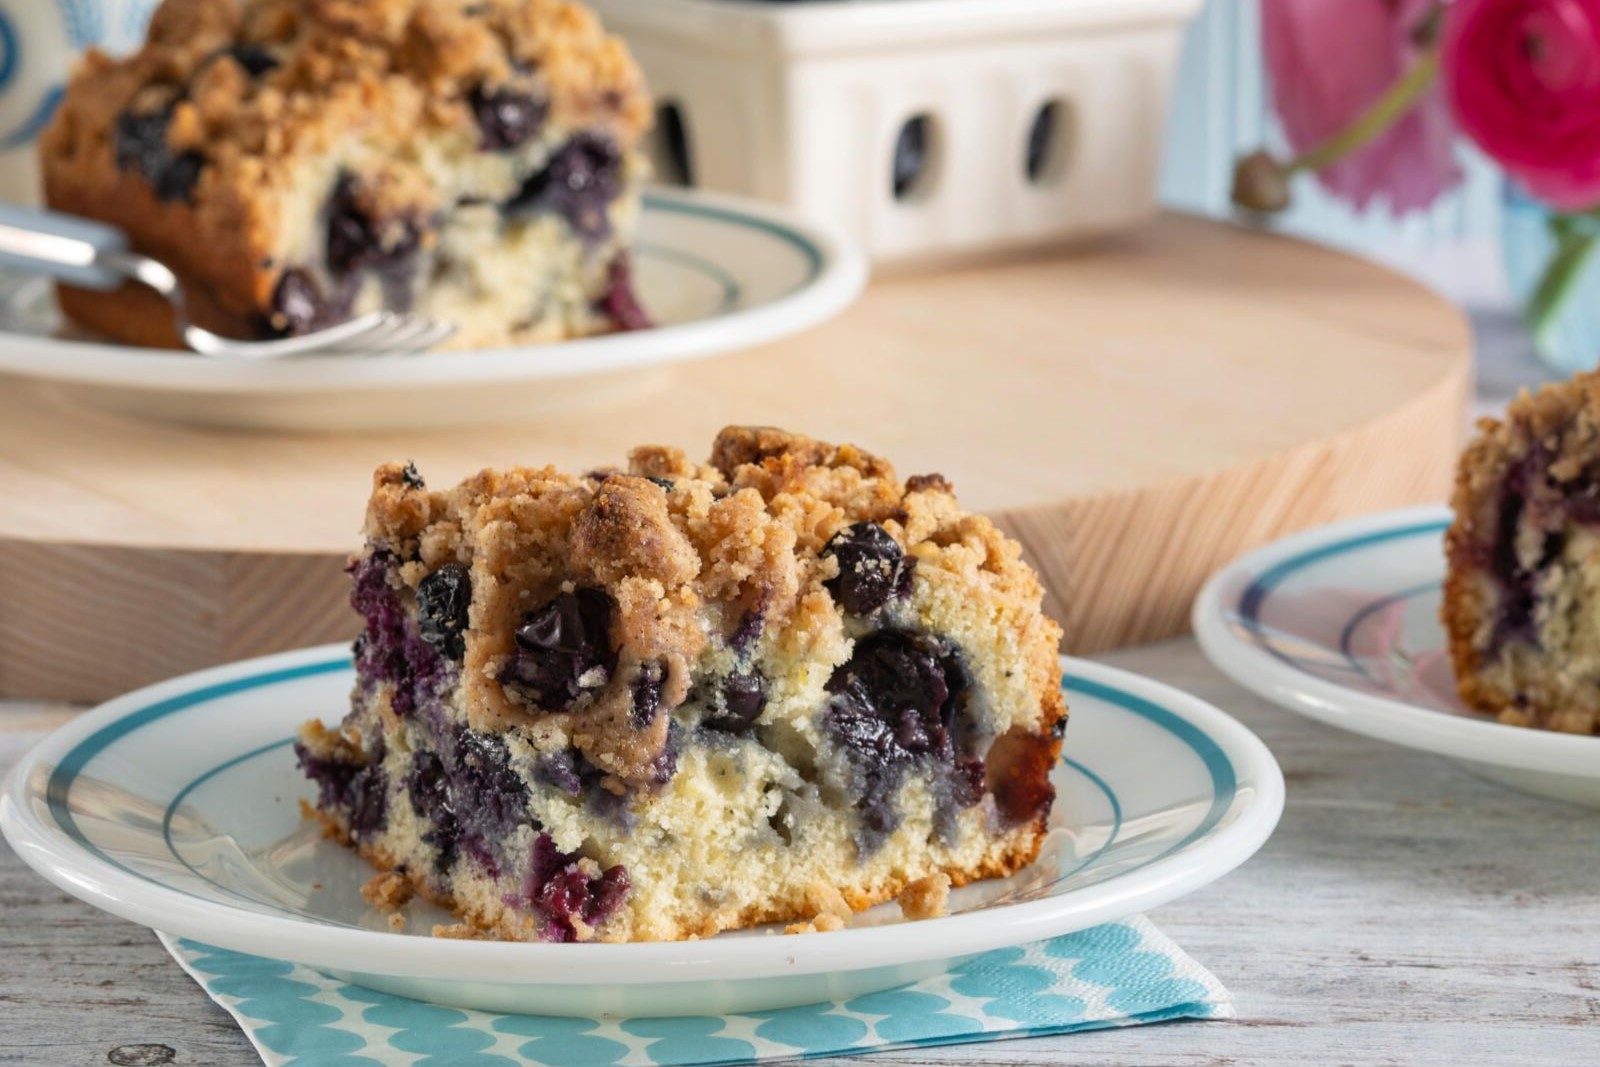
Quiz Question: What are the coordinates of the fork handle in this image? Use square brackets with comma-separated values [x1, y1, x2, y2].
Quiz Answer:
[0, 202, 133, 291]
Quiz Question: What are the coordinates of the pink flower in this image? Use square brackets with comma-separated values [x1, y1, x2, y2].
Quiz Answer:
[1262, 0, 1461, 213]
[1443, 0, 1600, 210]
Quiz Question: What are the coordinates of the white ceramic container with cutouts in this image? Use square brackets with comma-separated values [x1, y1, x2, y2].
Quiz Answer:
[591, 0, 1203, 264]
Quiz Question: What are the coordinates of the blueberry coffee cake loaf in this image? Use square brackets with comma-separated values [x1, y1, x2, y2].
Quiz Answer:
[1443, 372, 1600, 735]
[297, 427, 1068, 942]
[40, 0, 651, 349]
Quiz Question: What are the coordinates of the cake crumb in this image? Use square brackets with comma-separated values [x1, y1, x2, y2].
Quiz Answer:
[432, 922, 486, 940]
[784, 881, 854, 935]
[361, 870, 414, 912]
[806, 881, 853, 921]
[387, 912, 407, 932]
[897, 873, 952, 920]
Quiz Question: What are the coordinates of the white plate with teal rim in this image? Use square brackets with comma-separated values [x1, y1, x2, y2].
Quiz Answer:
[0, 646, 1282, 1017]
[1194, 505, 1600, 807]
[0, 187, 867, 432]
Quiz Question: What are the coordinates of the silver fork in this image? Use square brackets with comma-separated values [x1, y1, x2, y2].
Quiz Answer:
[0, 202, 455, 358]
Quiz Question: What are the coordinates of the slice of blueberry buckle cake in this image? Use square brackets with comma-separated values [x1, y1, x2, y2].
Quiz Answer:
[297, 427, 1068, 942]
[41, 0, 651, 349]
[1444, 371, 1600, 736]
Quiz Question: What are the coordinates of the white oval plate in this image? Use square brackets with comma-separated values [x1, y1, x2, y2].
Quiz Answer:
[1, 646, 1281, 1017]
[0, 188, 867, 431]
[1194, 505, 1600, 807]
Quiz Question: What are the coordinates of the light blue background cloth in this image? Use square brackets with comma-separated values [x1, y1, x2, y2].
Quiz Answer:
[161, 915, 1230, 1067]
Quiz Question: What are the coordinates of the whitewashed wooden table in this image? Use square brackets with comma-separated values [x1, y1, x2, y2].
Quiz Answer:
[4, 637, 1598, 1066]
[4, 251, 1596, 1064]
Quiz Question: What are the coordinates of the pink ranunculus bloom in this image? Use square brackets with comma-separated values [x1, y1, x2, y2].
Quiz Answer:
[1263, 0, 1462, 213]
[1444, 0, 1600, 211]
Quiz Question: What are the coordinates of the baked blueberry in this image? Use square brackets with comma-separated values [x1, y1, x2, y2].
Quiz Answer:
[597, 253, 651, 331]
[730, 606, 766, 654]
[702, 669, 767, 732]
[345, 762, 389, 840]
[406, 749, 460, 870]
[504, 133, 623, 239]
[630, 662, 664, 727]
[417, 562, 472, 660]
[826, 631, 959, 757]
[535, 749, 583, 797]
[469, 85, 548, 150]
[324, 174, 423, 278]
[524, 834, 630, 942]
[295, 742, 388, 842]
[449, 727, 530, 845]
[347, 552, 454, 717]
[824, 523, 914, 616]
[503, 588, 617, 709]
[113, 109, 203, 202]
[824, 630, 981, 846]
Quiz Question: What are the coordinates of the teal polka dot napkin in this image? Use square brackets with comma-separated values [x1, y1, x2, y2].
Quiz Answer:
[160, 916, 1230, 1066]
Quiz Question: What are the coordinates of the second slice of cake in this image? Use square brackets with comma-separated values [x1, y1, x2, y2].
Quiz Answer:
[298, 427, 1067, 942]
[1444, 372, 1600, 736]
[42, 0, 652, 349]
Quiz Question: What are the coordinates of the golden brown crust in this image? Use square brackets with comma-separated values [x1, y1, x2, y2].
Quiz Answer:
[570, 477, 700, 588]
[360, 427, 1066, 786]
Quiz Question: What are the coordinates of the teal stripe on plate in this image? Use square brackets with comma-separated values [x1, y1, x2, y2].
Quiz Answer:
[1235, 519, 1449, 675]
[44, 661, 1235, 913]
[640, 193, 824, 278]
[1064, 676, 1235, 860]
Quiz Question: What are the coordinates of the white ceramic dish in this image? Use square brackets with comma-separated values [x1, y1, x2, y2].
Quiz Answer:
[1193, 506, 1600, 807]
[0, 188, 866, 432]
[1, 646, 1282, 1017]
[594, 0, 1203, 263]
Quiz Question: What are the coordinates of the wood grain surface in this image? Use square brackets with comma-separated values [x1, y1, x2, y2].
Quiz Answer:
[3, 638, 1596, 1066]
[0, 215, 1471, 701]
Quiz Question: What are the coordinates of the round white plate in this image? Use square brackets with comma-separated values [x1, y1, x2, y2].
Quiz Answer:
[0, 188, 867, 431]
[1194, 505, 1600, 807]
[1, 645, 1281, 1017]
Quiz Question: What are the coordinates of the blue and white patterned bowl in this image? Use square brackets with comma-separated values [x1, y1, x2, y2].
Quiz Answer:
[0, 645, 1282, 1016]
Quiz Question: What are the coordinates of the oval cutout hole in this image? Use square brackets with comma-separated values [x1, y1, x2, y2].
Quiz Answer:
[891, 114, 937, 202]
[651, 102, 694, 187]
[1025, 100, 1073, 186]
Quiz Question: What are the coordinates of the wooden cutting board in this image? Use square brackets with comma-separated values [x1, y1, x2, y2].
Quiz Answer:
[0, 214, 1471, 702]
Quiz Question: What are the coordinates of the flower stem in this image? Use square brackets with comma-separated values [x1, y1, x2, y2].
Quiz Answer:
[1285, 50, 1441, 176]
[1526, 220, 1599, 343]
[1231, 40, 1443, 215]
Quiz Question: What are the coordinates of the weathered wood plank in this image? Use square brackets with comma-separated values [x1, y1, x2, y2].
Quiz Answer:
[2, 639, 1595, 1065]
